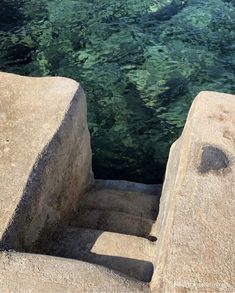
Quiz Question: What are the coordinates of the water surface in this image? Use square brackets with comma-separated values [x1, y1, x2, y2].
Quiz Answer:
[1, 0, 235, 182]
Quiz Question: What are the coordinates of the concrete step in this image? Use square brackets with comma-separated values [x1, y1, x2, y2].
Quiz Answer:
[71, 208, 155, 238]
[95, 179, 162, 195]
[78, 188, 160, 220]
[1, 251, 150, 293]
[43, 226, 156, 282]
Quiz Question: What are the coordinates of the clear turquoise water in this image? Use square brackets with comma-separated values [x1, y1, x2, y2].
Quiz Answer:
[1, 0, 235, 182]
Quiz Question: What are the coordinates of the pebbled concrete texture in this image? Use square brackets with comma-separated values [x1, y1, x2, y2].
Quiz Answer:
[0, 251, 149, 293]
[37, 226, 156, 282]
[78, 188, 159, 220]
[0, 72, 93, 251]
[72, 208, 155, 238]
[151, 91, 235, 292]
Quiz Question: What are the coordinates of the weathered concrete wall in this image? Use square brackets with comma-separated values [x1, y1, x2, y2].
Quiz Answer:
[0, 72, 93, 250]
[151, 91, 235, 292]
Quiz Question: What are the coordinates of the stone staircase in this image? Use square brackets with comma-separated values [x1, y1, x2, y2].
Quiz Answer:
[37, 180, 162, 283]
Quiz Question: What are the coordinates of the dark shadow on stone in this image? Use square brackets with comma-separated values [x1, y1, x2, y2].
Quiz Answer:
[0, 86, 87, 252]
[34, 226, 154, 283]
[199, 146, 229, 174]
[86, 254, 154, 283]
[147, 236, 158, 242]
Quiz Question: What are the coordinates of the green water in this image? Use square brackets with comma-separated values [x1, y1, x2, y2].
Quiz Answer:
[1, 0, 235, 183]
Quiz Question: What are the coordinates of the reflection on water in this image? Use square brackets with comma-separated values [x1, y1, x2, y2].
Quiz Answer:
[1, 0, 235, 183]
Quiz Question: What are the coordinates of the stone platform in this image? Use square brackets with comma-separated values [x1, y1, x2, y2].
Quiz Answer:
[0, 73, 234, 292]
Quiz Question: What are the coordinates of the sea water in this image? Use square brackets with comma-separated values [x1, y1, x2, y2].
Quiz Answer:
[1, 0, 235, 182]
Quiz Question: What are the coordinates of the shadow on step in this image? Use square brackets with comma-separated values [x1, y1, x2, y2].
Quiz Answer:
[61, 251, 153, 282]
[34, 226, 154, 282]
[82, 254, 153, 283]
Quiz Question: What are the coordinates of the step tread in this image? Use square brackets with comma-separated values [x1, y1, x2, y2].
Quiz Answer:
[95, 179, 162, 195]
[79, 188, 160, 220]
[43, 226, 156, 282]
[71, 208, 154, 238]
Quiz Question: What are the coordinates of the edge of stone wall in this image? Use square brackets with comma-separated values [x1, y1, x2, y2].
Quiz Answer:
[0, 76, 94, 251]
[150, 91, 235, 290]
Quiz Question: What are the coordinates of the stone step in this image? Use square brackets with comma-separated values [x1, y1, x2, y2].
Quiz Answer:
[42, 226, 156, 282]
[0, 251, 150, 293]
[95, 179, 162, 195]
[71, 208, 155, 238]
[78, 188, 160, 220]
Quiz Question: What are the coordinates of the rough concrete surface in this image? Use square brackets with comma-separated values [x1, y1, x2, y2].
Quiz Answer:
[0, 72, 234, 293]
[95, 179, 162, 195]
[33, 182, 160, 284]
[39, 226, 156, 282]
[0, 251, 149, 293]
[79, 188, 159, 220]
[151, 91, 235, 292]
[72, 208, 154, 237]
[0, 72, 93, 250]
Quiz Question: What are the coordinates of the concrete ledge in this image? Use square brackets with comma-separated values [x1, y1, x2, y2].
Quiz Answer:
[0, 72, 93, 250]
[151, 91, 235, 292]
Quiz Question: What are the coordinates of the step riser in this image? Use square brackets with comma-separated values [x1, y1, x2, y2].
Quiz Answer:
[72, 209, 154, 238]
[95, 179, 162, 195]
[79, 189, 160, 220]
